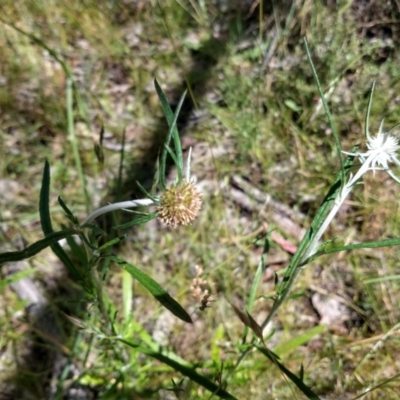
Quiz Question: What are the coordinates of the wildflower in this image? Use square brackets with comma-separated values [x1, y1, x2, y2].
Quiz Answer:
[157, 180, 202, 227]
[157, 147, 202, 227]
[83, 147, 202, 227]
[343, 119, 400, 184]
[303, 84, 400, 261]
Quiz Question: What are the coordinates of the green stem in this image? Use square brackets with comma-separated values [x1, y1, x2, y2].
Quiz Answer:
[83, 198, 154, 226]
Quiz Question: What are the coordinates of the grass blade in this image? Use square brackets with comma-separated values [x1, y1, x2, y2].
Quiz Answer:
[247, 235, 270, 311]
[0, 267, 36, 289]
[304, 37, 343, 172]
[304, 236, 400, 265]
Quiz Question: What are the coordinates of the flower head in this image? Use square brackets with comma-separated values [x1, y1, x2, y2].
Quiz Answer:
[342, 83, 400, 184]
[343, 121, 400, 185]
[361, 120, 400, 170]
[157, 147, 202, 227]
[157, 180, 202, 227]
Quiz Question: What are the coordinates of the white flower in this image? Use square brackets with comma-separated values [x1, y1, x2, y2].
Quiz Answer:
[365, 122, 400, 169]
[344, 120, 400, 183]
[304, 84, 400, 261]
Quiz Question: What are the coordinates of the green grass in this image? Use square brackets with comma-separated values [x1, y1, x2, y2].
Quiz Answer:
[1, 0, 400, 399]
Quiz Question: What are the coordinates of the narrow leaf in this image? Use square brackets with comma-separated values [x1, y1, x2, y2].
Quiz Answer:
[261, 149, 358, 330]
[39, 160, 53, 234]
[64, 234, 87, 262]
[116, 127, 126, 204]
[111, 257, 192, 323]
[303, 236, 400, 265]
[113, 212, 158, 230]
[81, 223, 107, 236]
[39, 161, 88, 290]
[58, 196, 79, 224]
[304, 37, 343, 171]
[119, 339, 237, 399]
[256, 345, 321, 399]
[273, 325, 326, 357]
[276, 149, 357, 296]
[94, 122, 105, 165]
[365, 81, 376, 139]
[136, 180, 158, 202]
[0, 267, 35, 289]
[164, 143, 182, 182]
[154, 79, 186, 185]
[229, 301, 265, 345]
[247, 235, 269, 312]
[0, 229, 79, 264]
[98, 235, 126, 251]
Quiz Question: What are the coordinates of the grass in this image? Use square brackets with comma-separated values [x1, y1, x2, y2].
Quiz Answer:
[1, 0, 400, 399]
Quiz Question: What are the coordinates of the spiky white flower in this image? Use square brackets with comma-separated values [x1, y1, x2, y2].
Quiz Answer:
[303, 84, 400, 261]
[343, 120, 400, 184]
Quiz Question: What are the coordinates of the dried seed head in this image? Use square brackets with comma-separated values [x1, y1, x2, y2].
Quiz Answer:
[157, 181, 202, 227]
[190, 265, 214, 311]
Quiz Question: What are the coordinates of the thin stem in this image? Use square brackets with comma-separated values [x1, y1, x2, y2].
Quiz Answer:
[67, 77, 90, 214]
[92, 265, 116, 335]
[261, 156, 373, 330]
[302, 157, 371, 262]
[83, 198, 155, 226]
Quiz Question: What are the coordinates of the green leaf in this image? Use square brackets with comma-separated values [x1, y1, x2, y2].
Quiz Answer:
[94, 123, 105, 165]
[304, 236, 400, 265]
[81, 223, 107, 236]
[136, 180, 158, 202]
[39, 160, 53, 234]
[119, 338, 237, 399]
[39, 161, 89, 291]
[260, 148, 358, 331]
[110, 256, 192, 323]
[0, 267, 36, 289]
[365, 81, 376, 140]
[58, 196, 79, 224]
[98, 235, 126, 251]
[273, 325, 326, 357]
[154, 79, 187, 188]
[113, 212, 158, 230]
[116, 127, 126, 204]
[247, 234, 269, 311]
[64, 233, 87, 262]
[151, 156, 160, 193]
[229, 301, 265, 346]
[256, 345, 321, 399]
[164, 143, 182, 182]
[277, 149, 357, 295]
[363, 275, 400, 284]
[304, 37, 343, 172]
[0, 229, 78, 264]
